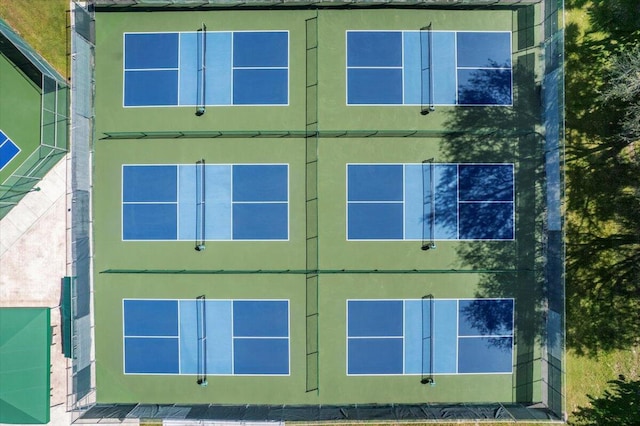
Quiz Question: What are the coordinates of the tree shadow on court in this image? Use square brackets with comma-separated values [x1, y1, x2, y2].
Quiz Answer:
[441, 0, 640, 365]
[432, 155, 516, 243]
[436, 51, 545, 402]
[563, 0, 640, 355]
[459, 299, 514, 351]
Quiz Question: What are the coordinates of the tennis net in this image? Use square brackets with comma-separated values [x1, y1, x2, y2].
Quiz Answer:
[420, 23, 435, 115]
[421, 159, 436, 250]
[421, 294, 435, 385]
[196, 23, 207, 116]
[196, 294, 207, 386]
[195, 158, 206, 251]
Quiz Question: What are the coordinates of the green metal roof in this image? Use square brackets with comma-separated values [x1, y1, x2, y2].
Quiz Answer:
[0, 308, 51, 424]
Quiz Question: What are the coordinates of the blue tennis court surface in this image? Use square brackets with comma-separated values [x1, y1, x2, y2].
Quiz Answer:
[347, 298, 514, 375]
[123, 31, 288, 107]
[0, 130, 21, 171]
[123, 299, 290, 375]
[347, 163, 514, 241]
[347, 31, 512, 106]
[122, 164, 288, 241]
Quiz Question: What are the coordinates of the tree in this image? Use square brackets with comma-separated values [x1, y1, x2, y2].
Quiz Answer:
[565, 1, 640, 353]
[570, 378, 640, 425]
[600, 45, 640, 147]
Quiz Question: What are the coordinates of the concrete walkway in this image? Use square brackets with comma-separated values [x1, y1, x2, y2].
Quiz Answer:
[0, 156, 73, 426]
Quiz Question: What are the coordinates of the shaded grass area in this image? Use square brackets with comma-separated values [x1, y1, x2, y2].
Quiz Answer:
[564, 0, 640, 353]
[566, 346, 639, 417]
[0, 0, 69, 78]
[564, 0, 640, 421]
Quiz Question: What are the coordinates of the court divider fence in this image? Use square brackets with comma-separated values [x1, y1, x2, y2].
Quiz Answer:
[96, 0, 543, 9]
[305, 12, 320, 394]
[541, 0, 565, 419]
[67, 1, 97, 421]
[72, 402, 560, 423]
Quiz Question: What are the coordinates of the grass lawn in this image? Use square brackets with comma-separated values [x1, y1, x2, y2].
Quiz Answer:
[566, 347, 639, 419]
[0, 0, 68, 78]
[564, 1, 640, 421]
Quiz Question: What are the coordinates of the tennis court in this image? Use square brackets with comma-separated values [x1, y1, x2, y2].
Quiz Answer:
[85, 2, 565, 422]
[346, 30, 512, 106]
[347, 163, 514, 241]
[0, 20, 68, 218]
[122, 163, 289, 241]
[0, 52, 41, 184]
[123, 299, 289, 375]
[347, 298, 514, 376]
[123, 30, 289, 107]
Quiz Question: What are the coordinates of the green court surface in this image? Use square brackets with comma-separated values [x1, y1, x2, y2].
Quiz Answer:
[91, 3, 560, 419]
[0, 53, 41, 182]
